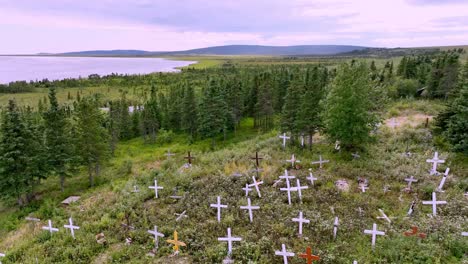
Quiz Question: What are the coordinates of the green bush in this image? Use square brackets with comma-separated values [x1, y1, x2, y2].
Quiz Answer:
[393, 78, 420, 98]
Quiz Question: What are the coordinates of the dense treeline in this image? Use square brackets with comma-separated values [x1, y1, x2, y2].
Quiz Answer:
[0, 50, 466, 206]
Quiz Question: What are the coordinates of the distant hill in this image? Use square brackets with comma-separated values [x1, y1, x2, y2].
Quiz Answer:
[55, 45, 368, 57]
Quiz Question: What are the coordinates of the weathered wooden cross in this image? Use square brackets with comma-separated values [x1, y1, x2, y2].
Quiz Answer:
[184, 151, 195, 165]
[422, 192, 447, 216]
[175, 210, 188, 222]
[210, 196, 228, 223]
[364, 223, 385, 250]
[148, 226, 165, 249]
[377, 209, 394, 223]
[436, 168, 450, 192]
[426, 151, 445, 175]
[311, 155, 329, 169]
[149, 180, 164, 198]
[42, 220, 59, 235]
[299, 246, 320, 264]
[359, 184, 369, 193]
[275, 244, 295, 264]
[333, 216, 339, 240]
[404, 176, 418, 188]
[404, 226, 426, 239]
[240, 198, 260, 223]
[218, 227, 242, 255]
[292, 211, 310, 236]
[279, 133, 290, 148]
[250, 151, 263, 167]
[407, 200, 416, 216]
[166, 230, 186, 254]
[64, 217, 80, 239]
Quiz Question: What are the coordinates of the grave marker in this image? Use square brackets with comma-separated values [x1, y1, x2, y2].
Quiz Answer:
[218, 227, 242, 255]
[300, 135, 305, 147]
[42, 220, 59, 234]
[307, 170, 318, 186]
[333, 216, 339, 240]
[231, 172, 243, 177]
[248, 176, 263, 198]
[359, 184, 369, 193]
[404, 226, 426, 239]
[166, 230, 186, 254]
[292, 211, 310, 236]
[279, 133, 290, 148]
[389, 117, 399, 129]
[273, 179, 283, 187]
[165, 149, 175, 158]
[404, 176, 418, 189]
[280, 178, 297, 205]
[422, 192, 447, 216]
[286, 154, 301, 167]
[132, 185, 140, 193]
[242, 184, 252, 197]
[377, 209, 393, 223]
[210, 196, 228, 223]
[426, 152, 445, 175]
[407, 201, 416, 216]
[25, 217, 41, 222]
[364, 223, 385, 250]
[148, 226, 164, 249]
[149, 180, 163, 198]
[436, 168, 450, 192]
[184, 151, 195, 165]
[240, 198, 260, 223]
[461, 232, 468, 236]
[250, 152, 263, 167]
[280, 170, 296, 182]
[0, 253, 4, 264]
[295, 179, 308, 201]
[299, 246, 320, 264]
[334, 141, 341, 151]
[275, 244, 295, 264]
[64, 217, 80, 239]
[175, 210, 188, 222]
[311, 155, 329, 169]
[352, 152, 360, 159]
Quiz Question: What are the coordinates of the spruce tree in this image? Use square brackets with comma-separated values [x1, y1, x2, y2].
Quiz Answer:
[141, 85, 161, 143]
[323, 62, 378, 150]
[43, 88, 75, 191]
[281, 75, 303, 135]
[181, 82, 198, 141]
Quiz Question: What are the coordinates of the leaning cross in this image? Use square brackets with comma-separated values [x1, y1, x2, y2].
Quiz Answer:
[436, 168, 450, 192]
[422, 192, 447, 216]
[333, 216, 339, 239]
[311, 155, 329, 169]
[279, 133, 290, 148]
[292, 211, 310, 236]
[149, 180, 163, 198]
[295, 179, 308, 202]
[184, 151, 195, 165]
[218, 227, 242, 256]
[148, 226, 165, 249]
[299, 246, 320, 264]
[64, 217, 80, 239]
[307, 170, 318, 186]
[275, 244, 295, 264]
[42, 219, 59, 235]
[240, 198, 260, 223]
[364, 223, 386, 250]
[407, 200, 416, 216]
[280, 178, 297, 205]
[166, 230, 186, 254]
[175, 210, 188, 222]
[210, 196, 228, 223]
[377, 209, 394, 223]
[426, 152, 445, 175]
[248, 176, 263, 198]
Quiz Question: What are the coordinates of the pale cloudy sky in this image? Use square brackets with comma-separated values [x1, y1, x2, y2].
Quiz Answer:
[0, 0, 467, 53]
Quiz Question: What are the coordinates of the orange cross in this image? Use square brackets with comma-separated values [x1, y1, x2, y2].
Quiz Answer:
[299, 246, 320, 264]
[404, 226, 426, 239]
[166, 230, 186, 252]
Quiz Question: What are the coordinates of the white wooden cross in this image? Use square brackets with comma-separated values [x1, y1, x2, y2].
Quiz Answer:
[273, 179, 283, 187]
[242, 183, 252, 197]
[426, 152, 445, 175]
[165, 149, 175, 158]
[422, 192, 447, 216]
[280, 170, 296, 182]
[42, 219, 59, 234]
[210, 196, 228, 223]
[218, 227, 242, 255]
[148, 226, 164, 249]
[389, 117, 399, 129]
[279, 133, 290, 148]
[333, 216, 339, 239]
[240, 198, 260, 223]
[407, 201, 416, 216]
[376, 209, 394, 223]
[311, 155, 329, 169]
[334, 141, 341, 150]
[300, 135, 305, 147]
[364, 223, 385, 250]
[25, 217, 41, 222]
[286, 154, 300, 167]
[64, 217, 80, 239]
[352, 152, 360, 159]
[292, 211, 310, 236]
[280, 178, 297, 205]
[436, 168, 450, 192]
[307, 169, 318, 186]
[353, 261, 358, 264]
[404, 176, 418, 188]
[275, 244, 295, 264]
[0, 252, 4, 264]
[149, 180, 163, 198]
[359, 184, 369, 193]
[295, 179, 308, 201]
[231, 172, 243, 177]
[175, 210, 188, 221]
[248, 176, 263, 198]
[461, 232, 468, 236]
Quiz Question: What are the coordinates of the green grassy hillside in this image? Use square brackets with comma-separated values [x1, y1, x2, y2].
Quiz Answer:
[0, 100, 466, 263]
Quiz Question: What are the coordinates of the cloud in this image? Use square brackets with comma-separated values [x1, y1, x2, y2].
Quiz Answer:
[0, 0, 467, 53]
